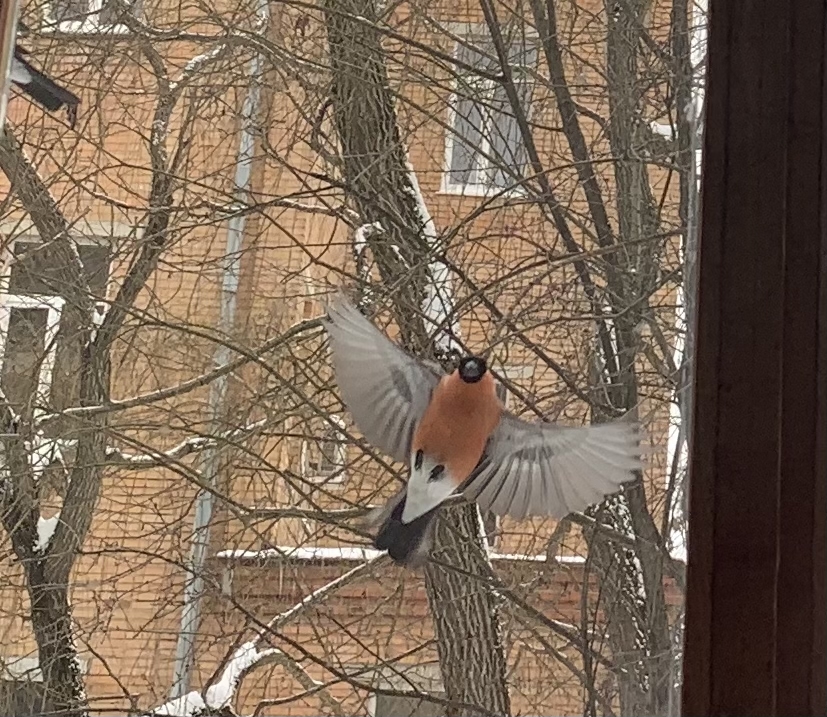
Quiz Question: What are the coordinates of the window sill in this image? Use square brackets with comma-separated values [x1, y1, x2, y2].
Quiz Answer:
[41, 19, 132, 35]
[438, 182, 528, 200]
[300, 473, 346, 486]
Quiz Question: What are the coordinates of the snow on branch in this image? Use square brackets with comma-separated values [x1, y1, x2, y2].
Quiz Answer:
[149, 642, 278, 716]
[263, 551, 387, 631]
[143, 525, 387, 717]
[146, 564, 367, 717]
[147, 553, 382, 715]
[353, 221, 383, 260]
[35, 514, 59, 553]
[148, 692, 205, 717]
[26, 432, 72, 479]
[170, 44, 230, 92]
[197, 196, 360, 224]
[216, 545, 381, 562]
[105, 437, 212, 467]
[203, 642, 277, 711]
[403, 154, 461, 355]
[106, 417, 269, 468]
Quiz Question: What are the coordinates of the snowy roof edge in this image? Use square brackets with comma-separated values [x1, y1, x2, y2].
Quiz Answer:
[212, 545, 589, 564]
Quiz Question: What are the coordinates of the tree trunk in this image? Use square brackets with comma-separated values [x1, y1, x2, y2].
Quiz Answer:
[423, 506, 511, 717]
[583, 1, 673, 714]
[25, 563, 86, 717]
[0, 130, 96, 717]
[323, 2, 511, 714]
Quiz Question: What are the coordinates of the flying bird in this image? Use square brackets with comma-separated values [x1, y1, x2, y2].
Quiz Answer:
[324, 293, 645, 568]
[9, 41, 80, 127]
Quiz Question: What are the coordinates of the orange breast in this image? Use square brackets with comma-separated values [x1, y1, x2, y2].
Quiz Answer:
[412, 372, 502, 484]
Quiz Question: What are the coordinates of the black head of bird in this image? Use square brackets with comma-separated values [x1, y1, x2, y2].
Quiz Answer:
[457, 356, 487, 384]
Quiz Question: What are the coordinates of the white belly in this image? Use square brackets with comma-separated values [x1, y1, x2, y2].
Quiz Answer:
[401, 450, 459, 523]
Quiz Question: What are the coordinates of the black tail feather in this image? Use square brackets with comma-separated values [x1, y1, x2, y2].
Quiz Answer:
[374, 494, 437, 567]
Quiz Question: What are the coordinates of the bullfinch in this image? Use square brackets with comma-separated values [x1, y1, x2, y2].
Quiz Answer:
[324, 293, 645, 568]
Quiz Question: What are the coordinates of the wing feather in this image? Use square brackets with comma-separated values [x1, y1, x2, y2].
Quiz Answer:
[324, 294, 442, 464]
[464, 413, 644, 519]
[492, 455, 522, 516]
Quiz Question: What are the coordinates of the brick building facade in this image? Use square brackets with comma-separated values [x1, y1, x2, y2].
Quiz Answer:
[0, 0, 682, 713]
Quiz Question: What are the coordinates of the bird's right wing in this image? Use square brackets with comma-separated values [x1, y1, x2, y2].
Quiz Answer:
[325, 293, 443, 464]
[463, 413, 644, 520]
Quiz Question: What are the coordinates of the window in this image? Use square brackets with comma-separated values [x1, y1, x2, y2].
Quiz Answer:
[372, 693, 445, 717]
[0, 240, 111, 417]
[367, 664, 445, 717]
[47, 0, 139, 33]
[0, 655, 88, 715]
[443, 35, 537, 194]
[299, 414, 347, 484]
[0, 295, 62, 415]
[6, 241, 110, 299]
[0, 678, 51, 716]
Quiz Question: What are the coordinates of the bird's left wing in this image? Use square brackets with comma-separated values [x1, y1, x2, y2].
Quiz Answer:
[325, 293, 443, 464]
[462, 413, 644, 520]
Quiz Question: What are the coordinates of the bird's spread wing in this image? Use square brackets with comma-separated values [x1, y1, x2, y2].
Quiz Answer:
[325, 293, 443, 464]
[462, 413, 644, 519]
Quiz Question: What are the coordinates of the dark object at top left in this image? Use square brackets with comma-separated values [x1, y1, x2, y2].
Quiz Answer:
[9, 23, 80, 128]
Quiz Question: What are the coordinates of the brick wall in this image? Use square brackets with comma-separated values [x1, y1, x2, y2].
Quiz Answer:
[0, 0, 682, 712]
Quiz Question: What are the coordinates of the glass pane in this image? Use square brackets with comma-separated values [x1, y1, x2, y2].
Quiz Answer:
[453, 38, 536, 189]
[1, 308, 48, 412]
[455, 40, 498, 75]
[99, 0, 140, 25]
[449, 96, 484, 185]
[8, 242, 111, 298]
[318, 436, 340, 472]
[488, 84, 526, 187]
[375, 694, 445, 717]
[308, 434, 341, 475]
[0, 681, 52, 716]
[49, 311, 85, 414]
[50, 0, 90, 22]
[0, 0, 713, 714]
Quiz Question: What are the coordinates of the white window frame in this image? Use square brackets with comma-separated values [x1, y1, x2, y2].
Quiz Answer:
[44, 0, 133, 35]
[0, 237, 111, 417]
[299, 413, 347, 485]
[441, 34, 537, 197]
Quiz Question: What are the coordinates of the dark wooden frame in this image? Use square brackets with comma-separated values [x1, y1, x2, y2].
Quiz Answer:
[681, 0, 827, 714]
[0, 0, 21, 130]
